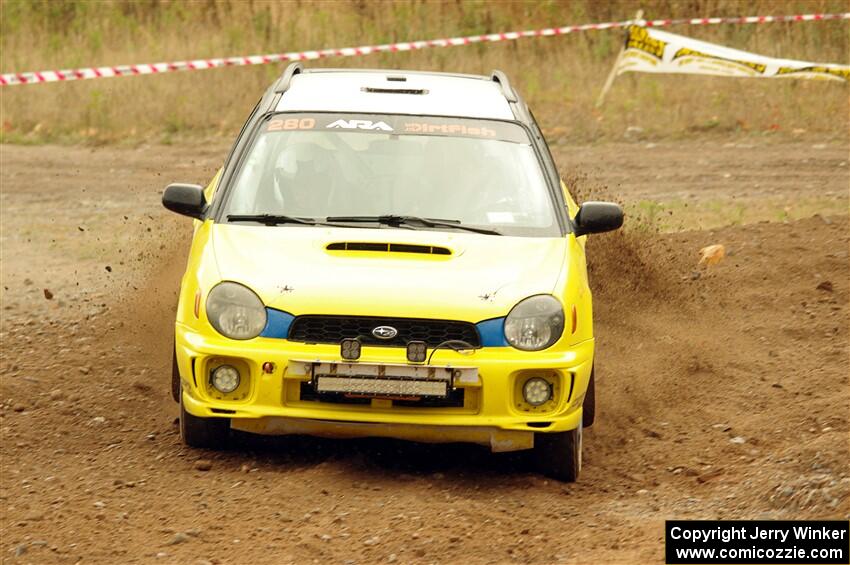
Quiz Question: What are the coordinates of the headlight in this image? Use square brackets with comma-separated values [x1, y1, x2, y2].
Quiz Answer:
[205, 282, 267, 340]
[504, 295, 564, 351]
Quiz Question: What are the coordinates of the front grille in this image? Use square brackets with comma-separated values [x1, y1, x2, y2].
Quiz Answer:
[299, 381, 465, 408]
[288, 315, 480, 348]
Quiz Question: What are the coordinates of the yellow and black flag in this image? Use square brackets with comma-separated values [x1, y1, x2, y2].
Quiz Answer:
[616, 24, 849, 82]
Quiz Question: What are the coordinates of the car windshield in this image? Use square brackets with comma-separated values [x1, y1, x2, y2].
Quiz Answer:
[221, 113, 559, 237]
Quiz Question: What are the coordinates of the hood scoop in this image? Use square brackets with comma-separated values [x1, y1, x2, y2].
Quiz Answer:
[326, 241, 452, 256]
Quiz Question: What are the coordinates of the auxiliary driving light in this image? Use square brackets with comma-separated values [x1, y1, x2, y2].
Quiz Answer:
[340, 338, 361, 360]
[211, 364, 241, 393]
[522, 377, 552, 406]
[406, 341, 427, 363]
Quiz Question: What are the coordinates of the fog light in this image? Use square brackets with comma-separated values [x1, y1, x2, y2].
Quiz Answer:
[522, 377, 552, 406]
[406, 341, 427, 363]
[211, 365, 240, 393]
[341, 338, 361, 360]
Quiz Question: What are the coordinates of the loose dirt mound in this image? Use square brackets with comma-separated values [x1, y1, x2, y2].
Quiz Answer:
[1, 142, 847, 564]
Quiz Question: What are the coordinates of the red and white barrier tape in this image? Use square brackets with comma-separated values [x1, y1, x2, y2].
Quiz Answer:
[642, 12, 850, 26]
[2, 12, 848, 86]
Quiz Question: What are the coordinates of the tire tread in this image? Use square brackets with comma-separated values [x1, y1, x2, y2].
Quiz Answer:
[180, 401, 230, 449]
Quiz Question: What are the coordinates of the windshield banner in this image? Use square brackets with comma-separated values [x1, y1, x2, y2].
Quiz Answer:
[616, 25, 849, 82]
[263, 114, 530, 144]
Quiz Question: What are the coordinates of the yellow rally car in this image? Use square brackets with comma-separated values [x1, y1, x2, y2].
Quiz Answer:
[163, 64, 622, 481]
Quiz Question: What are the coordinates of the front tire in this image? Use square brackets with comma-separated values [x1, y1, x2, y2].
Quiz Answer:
[582, 367, 595, 428]
[534, 421, 582, 482]
[171, 349, 181, 403]
[180, 397, 231, 449]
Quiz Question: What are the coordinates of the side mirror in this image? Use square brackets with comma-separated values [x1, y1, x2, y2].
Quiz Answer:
[574, 201, 624, 236]
[162, 183, 207, 219]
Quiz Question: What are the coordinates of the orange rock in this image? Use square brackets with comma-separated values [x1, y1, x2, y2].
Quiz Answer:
[698, 244, 725, 267]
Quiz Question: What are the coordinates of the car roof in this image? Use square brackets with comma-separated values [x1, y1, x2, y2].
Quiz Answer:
[275, 68, 516, 120]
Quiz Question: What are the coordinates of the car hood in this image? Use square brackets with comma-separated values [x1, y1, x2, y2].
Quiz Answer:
[210, 225, 567, 321]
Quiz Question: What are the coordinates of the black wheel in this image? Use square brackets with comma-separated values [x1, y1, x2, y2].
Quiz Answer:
[582, 367, 595, 428]
[171, 348, 181, 403]
[534, 421, 582, 482]
[180, 398, 231, 449]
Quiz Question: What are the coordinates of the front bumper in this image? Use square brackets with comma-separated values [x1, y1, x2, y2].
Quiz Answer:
[176, 323, 594, 452]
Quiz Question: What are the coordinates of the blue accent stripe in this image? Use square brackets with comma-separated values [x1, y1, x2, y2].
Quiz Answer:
[260, 308, 294, 339]
[261, 310, 508, 347]
[476, 317, 509, 347]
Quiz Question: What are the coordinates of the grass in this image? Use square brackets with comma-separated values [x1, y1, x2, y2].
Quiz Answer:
[1, 0, 848, 145]
[626, 195, 848, 233]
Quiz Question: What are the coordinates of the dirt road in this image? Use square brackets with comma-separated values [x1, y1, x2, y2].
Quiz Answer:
[1, 139, 848, 564]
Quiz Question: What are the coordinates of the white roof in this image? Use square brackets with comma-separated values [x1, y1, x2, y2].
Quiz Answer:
[275, 69, 515, 120]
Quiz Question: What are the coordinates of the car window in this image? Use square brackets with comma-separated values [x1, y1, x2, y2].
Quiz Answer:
[222, 113, 559, 237]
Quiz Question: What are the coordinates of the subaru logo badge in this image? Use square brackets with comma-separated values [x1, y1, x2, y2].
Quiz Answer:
[371, 326, 398, 340]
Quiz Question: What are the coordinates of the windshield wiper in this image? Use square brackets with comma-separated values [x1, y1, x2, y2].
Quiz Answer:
[227, 214, 317, 226]
[325, 215, 502, 236]
[226, 214, 381, 230]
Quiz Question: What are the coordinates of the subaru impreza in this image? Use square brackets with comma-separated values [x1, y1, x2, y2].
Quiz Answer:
[163, 63, 623, 481]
